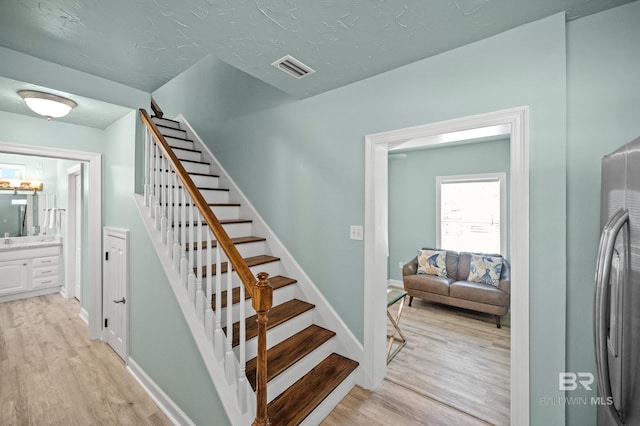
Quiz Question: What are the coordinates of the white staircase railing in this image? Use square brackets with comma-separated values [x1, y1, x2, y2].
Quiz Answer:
[140, 109, 272, 425]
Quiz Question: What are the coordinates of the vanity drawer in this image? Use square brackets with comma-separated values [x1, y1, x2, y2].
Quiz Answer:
[32, 265, 60, 279]
[32, 275, 60, 289]
[33, 256, 60, 267]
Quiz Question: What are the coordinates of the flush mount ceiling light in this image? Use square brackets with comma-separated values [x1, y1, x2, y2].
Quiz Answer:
[18, 90, 77, 120]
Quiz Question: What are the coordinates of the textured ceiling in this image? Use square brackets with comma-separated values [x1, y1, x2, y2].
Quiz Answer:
[0, 0, 636, 98]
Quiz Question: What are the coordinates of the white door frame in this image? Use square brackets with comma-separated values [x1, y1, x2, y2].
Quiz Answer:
[363, 106, 530, 425]
[65, 163, 83, 301]
[0, 141, 103, 339]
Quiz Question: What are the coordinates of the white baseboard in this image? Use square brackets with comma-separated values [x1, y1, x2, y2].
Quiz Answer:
[79, 307, 89, 324]
[387, 279, 403, 289]
[127, 358, 195, 426]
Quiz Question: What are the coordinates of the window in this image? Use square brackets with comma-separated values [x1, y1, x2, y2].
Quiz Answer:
[436, 173, 506, 255]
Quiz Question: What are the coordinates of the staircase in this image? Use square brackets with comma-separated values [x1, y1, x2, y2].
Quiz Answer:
[136, 109, 360, 425]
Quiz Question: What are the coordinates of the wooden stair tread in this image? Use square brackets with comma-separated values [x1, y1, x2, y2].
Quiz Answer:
[267, 353, 359, 426]
[212, 275, 297, 310]
[172, 218, 252, 227]
[187, 236, 265, 251]
[225, 299, 314, 347]
[246, 325, 335, 390]
[196, 254, 279, 277]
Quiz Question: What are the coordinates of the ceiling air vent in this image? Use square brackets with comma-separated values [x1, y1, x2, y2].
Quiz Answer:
[271, 55, 315, 79]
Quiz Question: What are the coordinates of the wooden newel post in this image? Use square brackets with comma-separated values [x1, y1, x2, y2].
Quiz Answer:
[252, 272, 273, 426]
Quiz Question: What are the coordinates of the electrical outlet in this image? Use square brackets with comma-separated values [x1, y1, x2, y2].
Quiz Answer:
[350, 225, 363, 240]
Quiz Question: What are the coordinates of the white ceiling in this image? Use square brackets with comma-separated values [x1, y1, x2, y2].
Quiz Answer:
[0, 0, 636, 100]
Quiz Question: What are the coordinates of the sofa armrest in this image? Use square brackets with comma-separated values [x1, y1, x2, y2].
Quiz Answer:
[498, 258, 511, 294]
[402, 257, 419, 276]
[498, 279, 511, 294]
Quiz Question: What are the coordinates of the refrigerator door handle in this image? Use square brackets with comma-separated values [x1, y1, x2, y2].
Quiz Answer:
[594, 208, 628, 425]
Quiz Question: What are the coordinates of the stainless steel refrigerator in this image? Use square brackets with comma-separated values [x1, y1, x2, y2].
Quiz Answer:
[595, 136, 640, 425]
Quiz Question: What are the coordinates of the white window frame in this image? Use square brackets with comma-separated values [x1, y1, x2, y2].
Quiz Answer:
[436, 172, 507, 256]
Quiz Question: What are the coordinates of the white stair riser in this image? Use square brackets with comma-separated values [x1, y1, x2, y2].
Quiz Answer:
[210, 205, 240, 220]
[217, 284, 296, 328]
[266, 339, 337, 404]
[200, 189, 229, 204]
[157, 126, 187, 139]
[222, 222, 253, 239]
[187, 241, 266, 266]
[172, 222, 251, 241]
[164, 136, 194, 150]
[155, 149, 201, 163]
[159, 172, 219, 189]
[152, 117, 181, 130]
[173, 149, 202, 163]
[182, 161, 210, 174]
[195, 260, 282, 289]
[191, 174, 219, 188]
[239, 310, 314, 361]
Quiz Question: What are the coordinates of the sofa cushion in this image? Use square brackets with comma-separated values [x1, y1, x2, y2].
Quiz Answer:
[450, 281, 509, 307]
[416, 249, 447, 277]
[403, 274, 453, 297]
[467, 254, 503, 287]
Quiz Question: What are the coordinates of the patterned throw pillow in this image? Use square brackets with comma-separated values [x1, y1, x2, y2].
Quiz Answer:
[416, 249, 447, 277]
[468, 254, 503, 286]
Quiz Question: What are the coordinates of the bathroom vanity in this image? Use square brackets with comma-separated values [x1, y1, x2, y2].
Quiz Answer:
[0, 236, 63, 302]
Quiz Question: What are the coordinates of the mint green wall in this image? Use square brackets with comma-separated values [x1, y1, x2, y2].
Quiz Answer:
[565, 2, 640, 424]
[388, 139, 510, 282]
[155, 13, 567, 424]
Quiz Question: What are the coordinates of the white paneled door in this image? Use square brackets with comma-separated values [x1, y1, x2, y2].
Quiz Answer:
[103, 228, 129, 361]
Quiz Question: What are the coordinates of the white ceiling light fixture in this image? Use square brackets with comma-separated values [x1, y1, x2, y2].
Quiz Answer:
[18, 90, 77, 120]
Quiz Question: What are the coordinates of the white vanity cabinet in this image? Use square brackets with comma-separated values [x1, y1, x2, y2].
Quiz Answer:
[0, 244, 62, 302]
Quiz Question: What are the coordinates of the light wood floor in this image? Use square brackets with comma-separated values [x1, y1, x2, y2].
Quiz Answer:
[0, 294, 171, 426]
[323, 297, 511, 426]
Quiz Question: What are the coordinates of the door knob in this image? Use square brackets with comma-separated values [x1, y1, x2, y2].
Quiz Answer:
[113, 297, 126, 304]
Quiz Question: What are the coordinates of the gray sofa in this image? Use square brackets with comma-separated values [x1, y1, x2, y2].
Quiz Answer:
[402, 249, 511, 328]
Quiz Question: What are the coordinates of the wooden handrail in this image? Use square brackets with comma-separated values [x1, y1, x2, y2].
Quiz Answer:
[150, 98, 163, 118]
[140, 108, 272, 424]
[141, 108, 259, 294]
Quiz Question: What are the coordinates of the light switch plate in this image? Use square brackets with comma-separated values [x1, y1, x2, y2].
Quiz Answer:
[350, 225, 363, 240]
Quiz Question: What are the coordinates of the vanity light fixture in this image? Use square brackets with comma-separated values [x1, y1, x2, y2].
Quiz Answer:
[18, 90, 77, 120]
[0, 179, 44, 193]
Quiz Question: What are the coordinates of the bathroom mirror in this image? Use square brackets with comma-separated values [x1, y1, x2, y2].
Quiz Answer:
[0, 193, 38, 237]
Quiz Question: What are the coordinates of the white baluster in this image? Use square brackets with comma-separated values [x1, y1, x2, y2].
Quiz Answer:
[173, 172, 181, 269]
[225, 255, 236, 384]
[237, 281, 247, 413]
[180, 187, 188, 287]
[160, 156, 168, 243]
[144, 129, 150, 207]
[214, 244, 224, 360]
[166, 164, 174, 255]
[195, 212, 205, 320]
[205, 228, 214, 340]
[153, 145, 160, 224]
[187, 200, 196, 303]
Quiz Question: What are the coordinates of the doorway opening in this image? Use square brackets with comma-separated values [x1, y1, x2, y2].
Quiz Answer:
[0, 141, 102, 339]
[65, 163, 84, 307]
[363, 106, 530, 425]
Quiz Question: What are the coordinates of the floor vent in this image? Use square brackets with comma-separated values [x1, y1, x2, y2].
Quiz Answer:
[271, 55, 315, 79]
